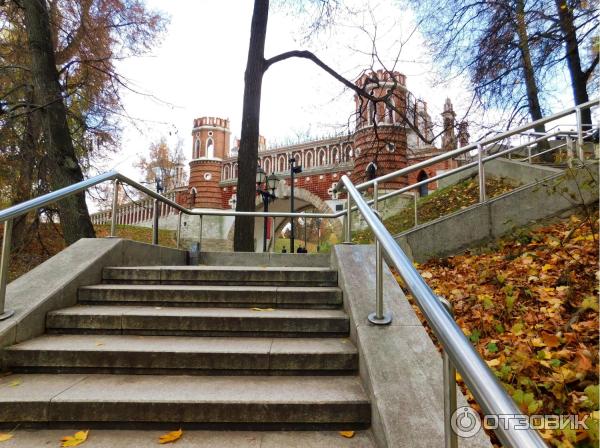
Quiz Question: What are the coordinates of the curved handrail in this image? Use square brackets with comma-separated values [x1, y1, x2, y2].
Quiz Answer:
[341, 175, 547, 447]
[336, 98, 599, 193]
[0, 171, 341, 223]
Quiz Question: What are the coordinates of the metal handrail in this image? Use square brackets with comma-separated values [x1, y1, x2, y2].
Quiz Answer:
[0, 170, 345, 321]
[336, 98, 598, 194]
[341, 175, 547, 447]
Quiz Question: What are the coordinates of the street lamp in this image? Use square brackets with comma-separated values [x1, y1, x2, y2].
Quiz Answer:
[289, 157, 302, 253]
[256, 167, 280, 252]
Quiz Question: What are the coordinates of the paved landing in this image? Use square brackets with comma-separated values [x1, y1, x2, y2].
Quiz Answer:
[0, 429, 376, 447]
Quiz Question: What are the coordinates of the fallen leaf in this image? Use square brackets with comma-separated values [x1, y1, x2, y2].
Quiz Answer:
[542, 333, 561, 348]
[159, 429, 183, 444]
[61, 430, 89, 447]
[95, 341, 104, 347]
[7, 379, 21, 387]
[486, 358, 501, 367]
[421, 271, 433, 279]
[0, 433, 13, 442]
[250, 307, 275, 312]
[339, 431, 355, 438]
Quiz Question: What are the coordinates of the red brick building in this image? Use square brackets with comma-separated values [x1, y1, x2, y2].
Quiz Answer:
[182, 70, 467, 213]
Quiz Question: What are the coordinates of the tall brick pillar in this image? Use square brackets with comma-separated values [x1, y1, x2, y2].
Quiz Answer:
[189, 116, 230, 209]
[351, 70, 408, 190]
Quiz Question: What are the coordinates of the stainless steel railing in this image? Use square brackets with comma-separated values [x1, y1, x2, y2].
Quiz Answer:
[0, 171, 341, 321]
[0, 99, 596, 444]
[340, 175, 547, 447]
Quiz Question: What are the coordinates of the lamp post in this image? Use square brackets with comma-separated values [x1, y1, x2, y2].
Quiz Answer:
[256, 167, 280, 252]
[289, 157, 302, 253]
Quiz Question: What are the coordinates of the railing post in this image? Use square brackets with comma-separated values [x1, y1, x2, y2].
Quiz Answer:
[527, 144, 532, 164]
[270, 216, 276, 253]
[413, 192, 418, 228]
[439, 296, 458, 448]
[477, 143, 486, 203]
[198, 214, 203, 252]
[575, 106, 584, 157]
[176, 211, 182, 249]
[566, 135, 574, 167]
[368, 182, 392, 326]
[152, 198, 159, 245]
[0, 219, 15, 321]
[344, 195, 352, 243]
[110, 179, 119, 237]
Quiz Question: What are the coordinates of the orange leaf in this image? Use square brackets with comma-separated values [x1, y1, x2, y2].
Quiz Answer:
[159, 429, 183, 444]
[60, 430, 89, 447]
[541, 333, 560, 348]
[339, 431, 355, 438]
[575, 351, 592, 372]
[0, 433, 13, 442]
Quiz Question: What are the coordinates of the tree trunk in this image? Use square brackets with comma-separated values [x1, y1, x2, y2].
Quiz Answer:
[554, 0, 592, 126]
[233, 0, 269, 252]
[514, 1, 550, 159]
[22, 0, 95, 245]
[11, 98, 38, 253]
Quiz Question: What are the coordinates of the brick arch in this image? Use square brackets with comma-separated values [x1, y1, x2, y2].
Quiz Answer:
[226, 187, 342, 243]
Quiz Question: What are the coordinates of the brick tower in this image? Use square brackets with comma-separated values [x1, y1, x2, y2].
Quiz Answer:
[351, 70, 408, 189]
[189, 116, 230, 208]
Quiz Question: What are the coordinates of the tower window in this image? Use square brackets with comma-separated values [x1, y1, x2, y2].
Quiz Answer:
[194, 139, 200, 159]
[206, 138, 214, 158]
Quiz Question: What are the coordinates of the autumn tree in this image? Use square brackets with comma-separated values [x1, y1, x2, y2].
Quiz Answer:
[234, 0, 436, 251]
[1, 0, 166, 246]
[135, 137, 187, 193]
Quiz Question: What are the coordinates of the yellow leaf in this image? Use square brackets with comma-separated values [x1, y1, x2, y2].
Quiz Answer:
[455, 372, 463, 382]
[159, 429, 183, 444]
[0, 433, 13, 442]
[421, 271, 433, 279]
[339, 431, 355, 438]
[61, 430, 89, 447]
[486, 358, 501, 367]
[8, 379, 21, 387]
[250, 307, 275, 312]
[541, 264, 553, 272]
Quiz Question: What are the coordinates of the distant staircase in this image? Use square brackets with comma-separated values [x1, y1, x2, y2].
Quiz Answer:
[0, 258, 371, 430]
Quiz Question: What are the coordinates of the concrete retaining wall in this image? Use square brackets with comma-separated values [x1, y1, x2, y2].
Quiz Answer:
[396, 163, 598, 262]
[332, 245, 491, 448]
[438, 157, 562, 189]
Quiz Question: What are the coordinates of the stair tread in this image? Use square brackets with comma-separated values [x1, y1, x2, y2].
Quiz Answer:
[6, 334, 357, 355]
[0, 373, 368, 403]
[105, 266, 336, 272]
[48, 305, 348, 319]
[81, 284, 341, 292]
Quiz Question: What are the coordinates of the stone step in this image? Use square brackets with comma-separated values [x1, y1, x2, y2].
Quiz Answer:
[0, 428, 376, 447]
[103, 266, 338, 286]
[78, 284, 342, 309]
[2, 334, 358, 374]
[0, 373, 371, 428]
[46, 305, 350, 337]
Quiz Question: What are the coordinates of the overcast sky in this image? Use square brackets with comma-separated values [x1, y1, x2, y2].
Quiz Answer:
[104, 0, 578, 181]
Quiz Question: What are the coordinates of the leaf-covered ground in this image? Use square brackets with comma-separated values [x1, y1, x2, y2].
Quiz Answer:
[2, 223, 177, 282]
[353, 175, 517, 243]
[395, 210, 599, 447]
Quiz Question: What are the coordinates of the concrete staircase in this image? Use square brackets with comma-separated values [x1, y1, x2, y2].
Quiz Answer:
[0, 259, 371, 430]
